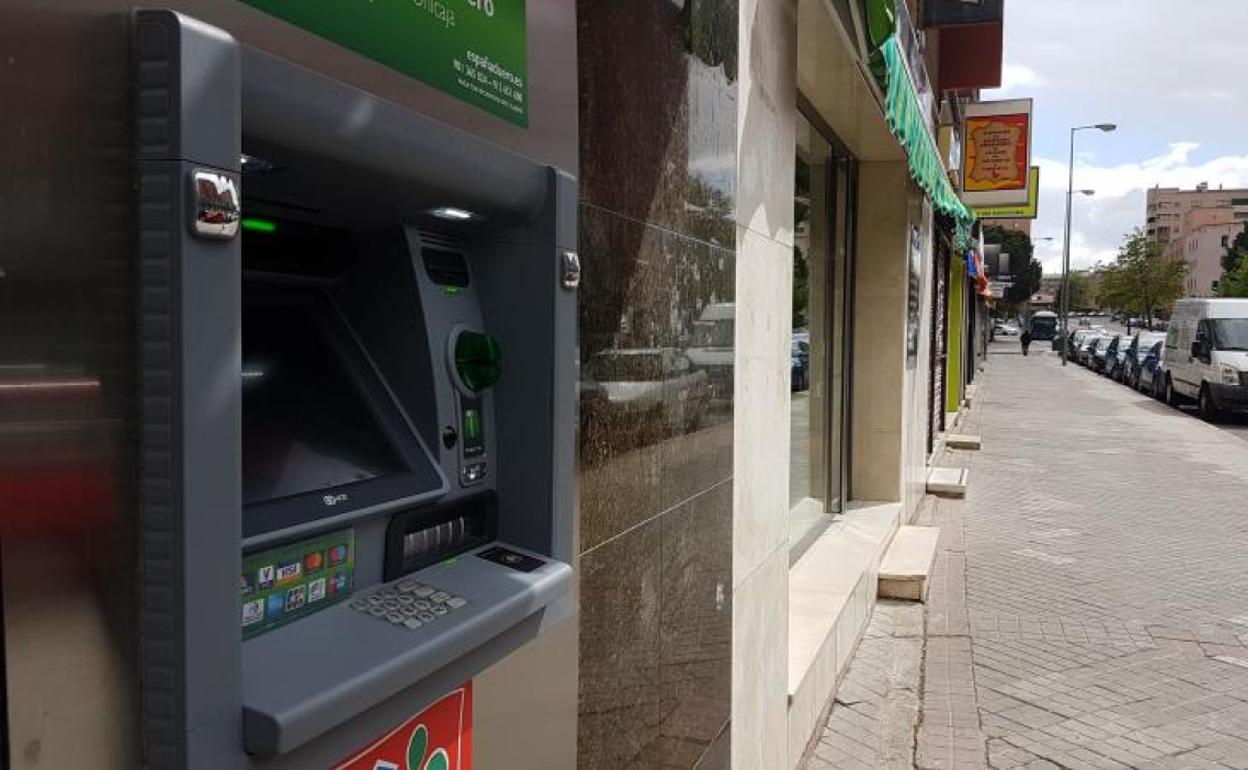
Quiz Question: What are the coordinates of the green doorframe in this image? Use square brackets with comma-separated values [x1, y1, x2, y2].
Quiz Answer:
[945, 259, 965, 414]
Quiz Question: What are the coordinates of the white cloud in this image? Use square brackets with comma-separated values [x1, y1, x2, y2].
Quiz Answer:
[1178, 89, 1235, 104]
[1029, 143, 1248, 274]
[1000, 64, 1040, 90]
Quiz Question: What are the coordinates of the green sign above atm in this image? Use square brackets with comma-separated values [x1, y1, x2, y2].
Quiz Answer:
[241, 0, 529, 127]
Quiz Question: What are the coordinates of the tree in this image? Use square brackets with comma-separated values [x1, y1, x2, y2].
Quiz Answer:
[1056, 270, 1097, 311]
[1219, 252, 1248, 298]
[1097, 228, 1186, 327]
[983, 225, 1042, 314]
[1220, 222, 1248, 294]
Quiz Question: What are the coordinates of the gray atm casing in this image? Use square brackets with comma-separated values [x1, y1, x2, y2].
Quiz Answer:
[134, 10, 577, 769]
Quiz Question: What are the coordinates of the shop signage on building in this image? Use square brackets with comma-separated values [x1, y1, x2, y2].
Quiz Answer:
[923, 0, 1004, 27]
[241, 1, 529, 127]
[975, 167, 1040, 220]
[960, 99, 1033, 207]
[333, 684, 473, 770]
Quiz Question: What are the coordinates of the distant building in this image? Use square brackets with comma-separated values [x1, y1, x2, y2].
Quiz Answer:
[1145, 183, 1248, 246]
[1028, 291, 1055, 309]
[1146, 184, 1248, 297]
[1167, 207, 1241, 297]
[988, 218, 1032, 237]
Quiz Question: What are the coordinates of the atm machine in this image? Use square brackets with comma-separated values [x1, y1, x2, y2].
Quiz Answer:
[133, 10, 577, 768]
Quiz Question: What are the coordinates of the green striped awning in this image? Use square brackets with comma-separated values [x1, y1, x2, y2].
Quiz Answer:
[878, 36, 976, 245]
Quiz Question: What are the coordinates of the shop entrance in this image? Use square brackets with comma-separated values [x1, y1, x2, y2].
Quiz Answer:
[790, 104, 856, 555]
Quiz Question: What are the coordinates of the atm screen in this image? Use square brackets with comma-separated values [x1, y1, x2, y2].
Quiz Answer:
[242, 303, 406, 505]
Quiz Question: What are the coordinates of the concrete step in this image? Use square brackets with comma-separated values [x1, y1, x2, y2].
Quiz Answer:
[947, 434, 982, 451]
[927, 466, 968, 497]
[878, 526, 940, 602]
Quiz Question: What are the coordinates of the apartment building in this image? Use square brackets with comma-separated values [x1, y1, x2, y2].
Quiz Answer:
[1168, 208, 1242, 296]
[1147, 184, 1248, 296]
[1145, 183, 1248, 245]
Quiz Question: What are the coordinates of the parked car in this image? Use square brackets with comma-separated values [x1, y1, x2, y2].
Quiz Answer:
[1079, 335, 1110, 367]
[1161, 298, 1248, 419]
[994, 322, 1021, 337]
[584, 348, 711, 432]
[686, 302, 735, 402]
[791, 337, 810, 392]
[1067, 329, 1095, 361]
[1136, 340, 1167, 397]
[1091, 335, 1124, 374]
[1123, 332, 1167, 388]
[1106, 333, 1137, 381]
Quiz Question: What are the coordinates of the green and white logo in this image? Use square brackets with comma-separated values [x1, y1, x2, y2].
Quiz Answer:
[241, 0, 529, 127]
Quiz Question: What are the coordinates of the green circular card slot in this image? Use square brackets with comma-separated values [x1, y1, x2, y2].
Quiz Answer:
[454, 331, 502, 392]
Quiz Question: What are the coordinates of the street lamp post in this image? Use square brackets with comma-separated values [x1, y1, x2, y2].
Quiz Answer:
[1060, 123, 1117, 366]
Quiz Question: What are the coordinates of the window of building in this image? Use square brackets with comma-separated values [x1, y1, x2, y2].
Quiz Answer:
[1223, 235, 1230, 248]
[1236, 212, 1248, 220]
[790, 108, 855, 558]
[1232, 197, 1248, 206]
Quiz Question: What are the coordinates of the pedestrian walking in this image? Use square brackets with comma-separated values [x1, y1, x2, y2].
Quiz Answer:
[1020, 329, 1033, 356]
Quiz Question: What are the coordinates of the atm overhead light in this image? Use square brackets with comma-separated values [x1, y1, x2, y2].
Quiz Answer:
[429, 207, 478, 222]
[239, 153, 276, 174]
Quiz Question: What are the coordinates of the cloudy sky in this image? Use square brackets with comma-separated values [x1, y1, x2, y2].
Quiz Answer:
[983, 0, 1248, 274]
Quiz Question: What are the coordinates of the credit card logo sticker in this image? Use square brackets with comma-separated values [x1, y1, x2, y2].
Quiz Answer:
[276, 561, 302, 585]
[329, 544, 349, 566]
[330, 571, 349, 595]
[257, 564, 275, 590]
[308, 577, 327, 603]
[304, 551, 324, 573]
[242, 599, 265, 627]
[266, 593, 285, 618]
[285, 585, 307, 611]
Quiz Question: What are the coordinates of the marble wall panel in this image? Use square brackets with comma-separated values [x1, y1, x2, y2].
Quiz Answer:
[578, 0, 739, 248]
[655, 481, 733, 766]
[578, 207, 737, 551]
[577, 2, 739, 766]
[577, 517, 664, 768]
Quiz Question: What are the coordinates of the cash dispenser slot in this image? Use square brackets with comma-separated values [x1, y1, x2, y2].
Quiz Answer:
[134, 11, 577, 768]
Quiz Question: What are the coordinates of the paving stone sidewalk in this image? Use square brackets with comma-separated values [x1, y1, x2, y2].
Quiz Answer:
[814, 344, 1248, 769]
[804, 601, 926, 769]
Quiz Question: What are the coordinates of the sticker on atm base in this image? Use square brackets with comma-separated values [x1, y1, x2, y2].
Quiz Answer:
[333, 683, 472, 770]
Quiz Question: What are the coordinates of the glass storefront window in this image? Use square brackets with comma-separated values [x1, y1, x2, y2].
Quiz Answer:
[790, 110, 855, 557]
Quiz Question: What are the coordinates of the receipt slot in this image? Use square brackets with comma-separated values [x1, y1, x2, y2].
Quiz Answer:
[134, 11, 576, 769]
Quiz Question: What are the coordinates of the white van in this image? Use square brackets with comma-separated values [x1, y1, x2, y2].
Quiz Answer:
[1162, 298, 1248, 418]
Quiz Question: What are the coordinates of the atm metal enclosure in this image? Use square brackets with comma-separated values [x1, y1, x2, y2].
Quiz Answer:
[132, 10, 576, 768]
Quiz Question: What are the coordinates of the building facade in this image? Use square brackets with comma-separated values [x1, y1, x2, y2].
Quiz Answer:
[1165, 208, 1242, 297]
[1146, 183, 1248, 247]
[2, 1, 1009, 769]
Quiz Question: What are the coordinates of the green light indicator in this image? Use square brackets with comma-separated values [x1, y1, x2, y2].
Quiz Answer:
[443, 286, 463, 296]
[463, 408, 481, 442]
[241, 217, 277, 234]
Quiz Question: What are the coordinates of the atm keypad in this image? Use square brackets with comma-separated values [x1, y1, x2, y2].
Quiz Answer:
[350, 580, 468, 631]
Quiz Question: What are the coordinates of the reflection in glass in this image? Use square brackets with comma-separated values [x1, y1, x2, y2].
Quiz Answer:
[790, 111, 854, 551]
